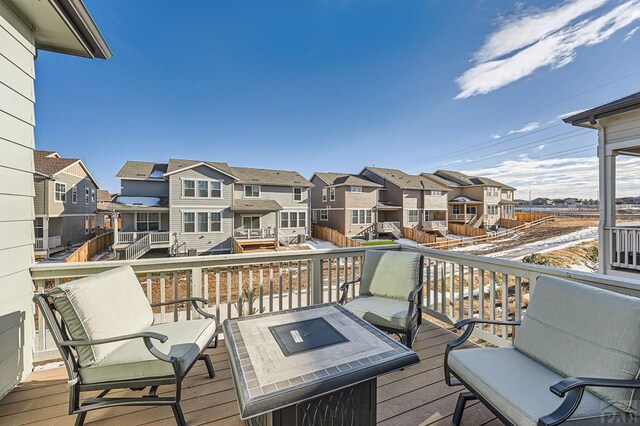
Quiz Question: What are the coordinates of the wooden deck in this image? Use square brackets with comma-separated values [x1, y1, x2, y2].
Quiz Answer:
[0, 321, 497, 425]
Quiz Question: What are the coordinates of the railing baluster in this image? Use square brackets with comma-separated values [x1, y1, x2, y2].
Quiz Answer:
[160, 272, 166, 323]
[215, 269, 221, 323]
[192, 267, 202, 320]
[515, 276, 522, 325]
[502, 274, 509, 338]
[468, 267, 474, 318]
[258, 265, 264, 313]
[297, 261, 302, 308]
[351, 256, 357, 299]
[490, 271, 496, 335]
[249, 265, 254, 315]
[186, 269, 192, 320]
[449, 262, 455, 319]
[278, 262, 283, 310]
[328, 259, 333, 303]
[320, 259, 325, 303]
[146, 273, 152, 303]
[269, 263, 274, 312]
[433, 260, 438, 312]
[173, 272, 179, 322]
[336, 258, 341, 301]
[441, 261, 446, 315]
[479, 270, 485, 321]
[288, 261, 293, 309]
[426, 260, 432, 309]
[226, 267, 232, 320]
[306, 260, 311, 306]
[238, 266, 244, 317]
[458, 264, 464, 320]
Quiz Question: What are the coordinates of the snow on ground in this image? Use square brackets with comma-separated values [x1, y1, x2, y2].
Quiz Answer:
[305, 239, 338, 250]
[397, 238, 420, 247]
[486, 227, 597, 259]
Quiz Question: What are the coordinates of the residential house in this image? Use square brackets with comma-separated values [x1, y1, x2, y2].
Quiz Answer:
[95, 189, 115, 229]
[309, 173, 382, 237]
[359, 167, 450, 236]
[563, 91, 640, 279]
[33, 150, 99, 258]
[0, 0, 110, 399]
[421, 170, 516, 229]
[112, 159, 312, 257]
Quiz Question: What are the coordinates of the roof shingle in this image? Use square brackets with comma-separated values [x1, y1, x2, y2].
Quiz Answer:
[364, 167, 449, 191]
[314, 172, 381, 188]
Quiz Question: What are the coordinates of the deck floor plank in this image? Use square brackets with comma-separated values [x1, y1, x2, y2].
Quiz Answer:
[0, 320, 496, 425]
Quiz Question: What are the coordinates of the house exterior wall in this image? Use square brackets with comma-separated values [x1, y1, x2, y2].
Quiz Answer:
[0, 3, 36, 398]
[33, 177, 46, 215]
[423, 191, 448, 211]
[344, 186, 377, 236]
[169, 165, 234, 253]
[120, 179, 168, 197]
[47, 167, 98, 217]
[601, 109, 640, 146]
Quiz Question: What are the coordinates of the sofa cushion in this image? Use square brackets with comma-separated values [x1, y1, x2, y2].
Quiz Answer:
[79, 319, 217, 384]
[515, 276, 640, 413]
[49, 266, 154, 367]
[449, 348, 631, 425]
[344, 296, 410, 330]
[360, 251, 421, 300]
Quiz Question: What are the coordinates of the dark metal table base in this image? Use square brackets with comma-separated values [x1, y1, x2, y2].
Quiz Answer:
[246, 378, 377, 426]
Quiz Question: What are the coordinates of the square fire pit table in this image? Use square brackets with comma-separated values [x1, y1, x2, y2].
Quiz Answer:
[222, 302, 420, 425]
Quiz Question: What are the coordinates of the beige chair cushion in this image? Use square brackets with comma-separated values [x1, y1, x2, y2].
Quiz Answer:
[360, 251, 421, 300]
[49, 266, 154, 367]
[515, 276, 640, 413]
[79, 319, 217, 384]
[344, 296, 410, 331]
[449, 348, 630, 425]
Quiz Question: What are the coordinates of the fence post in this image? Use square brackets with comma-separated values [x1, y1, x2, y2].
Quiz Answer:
[309, 257, 323, 305]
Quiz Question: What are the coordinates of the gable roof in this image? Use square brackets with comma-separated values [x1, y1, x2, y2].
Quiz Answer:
[33, 150, 99, 187]
[116, 161, 168, 180]
[231, 166, 313, 187]
[312, 172, 382, 188]
[362, 167, 449, 191]
[433, 170, 515, 190]
[563, 92, 640, 128]
[165, 159, 237, 179]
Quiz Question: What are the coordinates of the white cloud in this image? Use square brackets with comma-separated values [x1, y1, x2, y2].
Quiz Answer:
[464, 155, 640, 198]
[456, 0, 640, 99]
[558, 109, 586, 119]
[491, 133, 501, 139]
[535, 144, 546, 151]
[624, 25, 639, 41]
[507, 121, 541, 135]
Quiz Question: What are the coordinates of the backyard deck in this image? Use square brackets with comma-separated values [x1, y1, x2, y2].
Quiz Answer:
[0, 321, 496, 426]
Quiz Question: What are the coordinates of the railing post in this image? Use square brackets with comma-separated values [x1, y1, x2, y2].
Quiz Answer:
[310, 257, 323, 305]
[192, 267, 202, 319]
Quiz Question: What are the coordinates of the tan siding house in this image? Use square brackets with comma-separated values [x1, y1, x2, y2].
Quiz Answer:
[0, 0, 110, 399]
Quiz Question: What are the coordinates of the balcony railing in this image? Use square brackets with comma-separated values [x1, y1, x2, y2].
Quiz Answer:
[610, 226, 640, 270]
[116, 231, 170, 245]
[233, 228, 276, 240]
[29, 244, 640, 361]
[423, 220, 447, 230]
[34, 235, 62, 251]
[449, 213, 474, 222]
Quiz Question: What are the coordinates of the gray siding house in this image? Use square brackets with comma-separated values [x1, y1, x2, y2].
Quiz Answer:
[33, 151, 100, 257]
[310, 173, 381, 237]
[0, 0, 110, 399]
[113, 158, 312, 257]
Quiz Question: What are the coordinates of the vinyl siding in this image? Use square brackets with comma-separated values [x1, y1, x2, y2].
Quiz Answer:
[120, 212, 169, 232]
[33, 178, 46, 215]
[169, 166, 234, 253]
[344, 187, 377, 236]
[47, 167, 98, 217]
[0, 2, 35, 398]
[602, 110, 640, 146]
[120, 179, 168, 197]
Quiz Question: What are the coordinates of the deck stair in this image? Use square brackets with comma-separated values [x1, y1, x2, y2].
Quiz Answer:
[124, 234, 151, 260]
[377, 222, 402, 239]
[470, 214, 486, 228]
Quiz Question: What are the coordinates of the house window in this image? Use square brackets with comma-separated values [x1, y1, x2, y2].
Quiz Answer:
[452, 205, 461, 215]
[85, 187, 90, 204]
[293, 187, 303, 201]
[210, 181, 222, 198]
[351, 209, 372, 225]
[350, 186, 362, 193]
[136, 212, 160, 232]
[198, 181, 209, 198]
[487, 204, 499, 215]
[281, 211, 306, 228]
[197, 212, 209, 232]
[408, 210, 419, 223]
[242, 216, 260, 230]
[430, 190, 442, 196]
[34, 218, 43, 239]
[244, 185, 260, 198]
[183, 180, 195, 197]
[84, 215, 91, 234]
[210, 212, 222, 232]
[329, 187, 335, 201]
[183, 212, 195, 233]
[71, 187, 77, 204]
[91, 189, 95, 202]
[312, 210, 318, 223]
[55, 182, 66, 202]
[320, 210, 328, 221]
[90, 216, 95, 233]
[322, 188, 327, 202]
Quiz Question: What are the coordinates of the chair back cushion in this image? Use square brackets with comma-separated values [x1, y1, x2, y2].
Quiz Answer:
[360, 251, 422, 300]
[515, 275, 640, 413]
[49, 266, 154, 367]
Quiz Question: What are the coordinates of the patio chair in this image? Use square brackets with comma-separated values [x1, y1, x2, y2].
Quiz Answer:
[33, 265, 218, 426]
[444, 275, 640, 425]
[339, 250, 424, 348]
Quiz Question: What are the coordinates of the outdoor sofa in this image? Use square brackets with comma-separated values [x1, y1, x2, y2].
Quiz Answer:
[340, 250, 424, 348]
[445, 275, 640, 425]
[33, 265, 218, 426]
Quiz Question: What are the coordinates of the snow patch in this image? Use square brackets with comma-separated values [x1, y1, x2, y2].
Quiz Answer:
[306, 239, 338, 250]
[116, 196, 162, 207]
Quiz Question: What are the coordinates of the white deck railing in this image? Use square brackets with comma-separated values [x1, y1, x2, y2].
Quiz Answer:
[34, 235, 62, 251]
[234, 228, 276, 240]
[610, 226, 640, 271]
[423, 220, 447, 230]
[30, 244, 640, 361]
[449, 214, 474, 222]
[117, 231, 170, 245]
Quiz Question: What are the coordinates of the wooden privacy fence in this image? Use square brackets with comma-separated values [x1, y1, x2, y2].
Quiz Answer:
[448, 223, 487, 237]
[403, 227, 437, 244]
[312, 225, 361, 248]
[232, 238, 244, 254]
[65, 231, 113, 263]
[499, 218, 526, 228]
[515, 212, 555, 222]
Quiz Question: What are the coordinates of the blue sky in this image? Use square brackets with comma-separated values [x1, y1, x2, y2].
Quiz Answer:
[34, 0, 640, 198]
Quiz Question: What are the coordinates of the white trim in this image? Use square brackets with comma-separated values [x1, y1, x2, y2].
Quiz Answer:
[243, 185, 261, 198]
[182, 210, 224, 234]
[329, 187, 335, 201]
[311, 207, 344, 211]
[164, 162, 239, 179]
[350, 209, 372, 225]
[71, 186, 77, 204]
[240, 214, 262, 230]
[209, 180, 223, 199]
[280, 211, 306, 229]
[175, 206, 228, 210]
[320, 209, 328, 221]
[182, 178, 196, 198]
[54, 182, 66, 203]
[53, 159, 101, 189]
[350, 186, 363, 193]
[292, 186, 303, 202]
[84, 187, 90, 204]
[322, 188, 327, 202]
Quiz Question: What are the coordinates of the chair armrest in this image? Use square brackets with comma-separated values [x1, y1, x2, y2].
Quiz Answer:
[151, 297, 216, 320]
[58, 331, 168, 347]
[339, 279, 361, 305]
[444, 319, 521, 386]
[538, 377, 640, 426]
